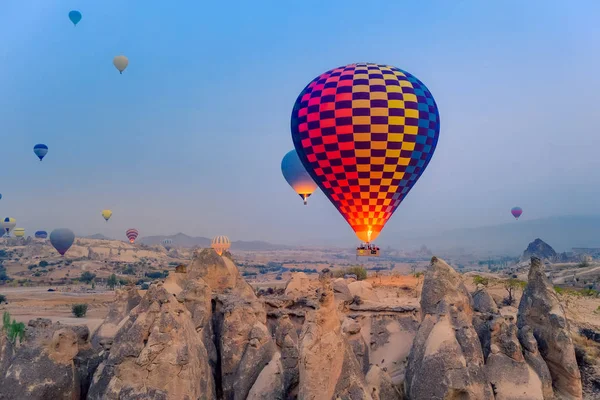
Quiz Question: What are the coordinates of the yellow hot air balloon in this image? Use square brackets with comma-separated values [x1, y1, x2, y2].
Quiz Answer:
[13, 228, 25, 238]
[101, 210, 113, 222]
[211, 235, 231, 256]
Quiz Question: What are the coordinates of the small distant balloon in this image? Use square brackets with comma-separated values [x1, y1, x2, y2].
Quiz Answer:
[162, 238, 173, 250]
[68, 10, 82, 26]
[126, 228, 139, 244]
[0, 194, 2, 200]
[113, 56, 129, 74]
[35, 230, 48, 239]
[281, 149, 318, 205]
[50, 228, 75, 256]
[13, 228, 25, 238]
[101, 209, 113, 222]
[1, 217, 16, 236]
[211, 235, 231, 256]
[33, 144, 48, 161]
[511, 207, 523, 220]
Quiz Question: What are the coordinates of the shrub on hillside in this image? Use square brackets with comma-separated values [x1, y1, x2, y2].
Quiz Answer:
[79, 271, 96, 284]
[2, 311, 25, 343]
[0, 294, 6, 304]
[72, 304, 88, 318]
[333, 266, 367, 281]
[473, 275, 489, 287]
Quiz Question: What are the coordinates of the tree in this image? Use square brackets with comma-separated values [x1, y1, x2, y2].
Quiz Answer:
[72, 304, 88, 318]
[79, 271, 96, 284]
[0, 294, 6, 304]
[472, 275, 489, 287]
[107, 274, 118, 290]
[38, 260, 48, 268]
[503, 278, 526, 305]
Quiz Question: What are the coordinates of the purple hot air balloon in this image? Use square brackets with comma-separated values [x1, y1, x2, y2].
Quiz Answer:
[511, 207, 523, 220]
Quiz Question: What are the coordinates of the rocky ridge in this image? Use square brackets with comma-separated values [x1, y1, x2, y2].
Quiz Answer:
[0, 252, 590, 399]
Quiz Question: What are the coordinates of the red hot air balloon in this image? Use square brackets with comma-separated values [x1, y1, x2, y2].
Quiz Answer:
[511, 207, 523, 220]
[291, 63, 440, 249]
[126, 229, 139, 243]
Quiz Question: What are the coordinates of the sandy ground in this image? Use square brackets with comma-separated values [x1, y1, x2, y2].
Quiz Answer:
[0, 286, 114, 333]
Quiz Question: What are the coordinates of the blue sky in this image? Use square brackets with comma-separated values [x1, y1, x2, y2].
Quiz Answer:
[1, 0, 600, 246]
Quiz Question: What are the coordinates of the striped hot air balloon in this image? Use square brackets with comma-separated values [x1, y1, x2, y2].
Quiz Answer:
[33, 144, 48, 161]
[13, 228, 25, 238]
[126, 229, 139, 244]
[211, 235, 231, 256]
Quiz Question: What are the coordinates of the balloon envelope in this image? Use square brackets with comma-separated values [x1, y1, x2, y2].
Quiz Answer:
[281, 150, 318, 205]
[211, 235, 231, 256]
[35, 230, 48, 239]
[33, 144, 48, 161]
[291, 63, 440, 243]
[113, 56, 129, 74]
[0, 194, 2, 200]
[13, 228, 25, 238]
[50, 228, 75, 256]
[511, 207, 523, 219]
[68, 10, 82, 25]
[162, 238, 173, 250]
[1, 217, 16, 236]
[126, 229, 139, 244]
[101, 210, 113, 221]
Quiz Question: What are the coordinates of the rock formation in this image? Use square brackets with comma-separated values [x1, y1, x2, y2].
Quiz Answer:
[0, 319, 92, 400]
[518, 257, 582, 399]
[88, 284, 215, 399]
[522, 239, 557, 262]
[1, 250, 591, 400]
[405, 257, 494, 399]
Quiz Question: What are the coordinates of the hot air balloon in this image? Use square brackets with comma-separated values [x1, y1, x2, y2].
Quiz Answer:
[101, 210, 112, 222]
[126, 229, 139, 244]
[33, 144, 48, 161]
[281, 149, 318, 205]
[291, 63, 440, 255]
[50, 228, 75, 256]
[68, 10, 82, 26]
[13, 228, 25, 238]
[211, 235, 231, 256]
[162, 238, 173, 250]
[511, 207, 523, 220]
[113, 56, 129, 74]
[1, 218, 16, 236]
[35, 230, 48, 239]
[0, 194, 2, 200]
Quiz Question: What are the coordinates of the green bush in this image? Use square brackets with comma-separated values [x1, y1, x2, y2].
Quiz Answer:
[472, 275, 489, 287]
[72, 304, 88, 318]
[107, 274, 118, 289]
[2, 311, 25, 343]
[333, 266, 367, 281]
[554, 286, 564, 294]
[0, 294, 6, 304]
[38, 260, 48, 268]
[79, 271, 96, 284]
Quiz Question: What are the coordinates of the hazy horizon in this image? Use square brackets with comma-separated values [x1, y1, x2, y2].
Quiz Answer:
[2, 1, 600, 249]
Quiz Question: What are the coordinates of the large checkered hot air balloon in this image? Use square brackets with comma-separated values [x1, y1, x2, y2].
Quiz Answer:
[126, 229, 139, 244]
[291, 63, 440, 248]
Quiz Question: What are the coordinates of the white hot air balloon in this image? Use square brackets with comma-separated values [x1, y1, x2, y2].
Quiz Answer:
[113, 55, 129, 74]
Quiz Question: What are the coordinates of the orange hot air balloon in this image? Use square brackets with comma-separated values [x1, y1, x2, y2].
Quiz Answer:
[291, 63, 440, 244]
[211, 235, 230, 256]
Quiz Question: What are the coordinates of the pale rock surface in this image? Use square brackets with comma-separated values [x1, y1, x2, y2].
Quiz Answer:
[518, 257, 582, 400]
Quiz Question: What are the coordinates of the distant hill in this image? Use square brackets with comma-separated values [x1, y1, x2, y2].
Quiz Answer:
[138, 232, 290, 251]
[394, 215, 600, 255]
[83, 233, 112, 240]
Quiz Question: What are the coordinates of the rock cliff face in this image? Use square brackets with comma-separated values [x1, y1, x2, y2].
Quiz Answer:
[0, 253, 589, 400]
[405, 257, 493, 400]
[518, 257, 582, 399]
[0, 319, 92, 400]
